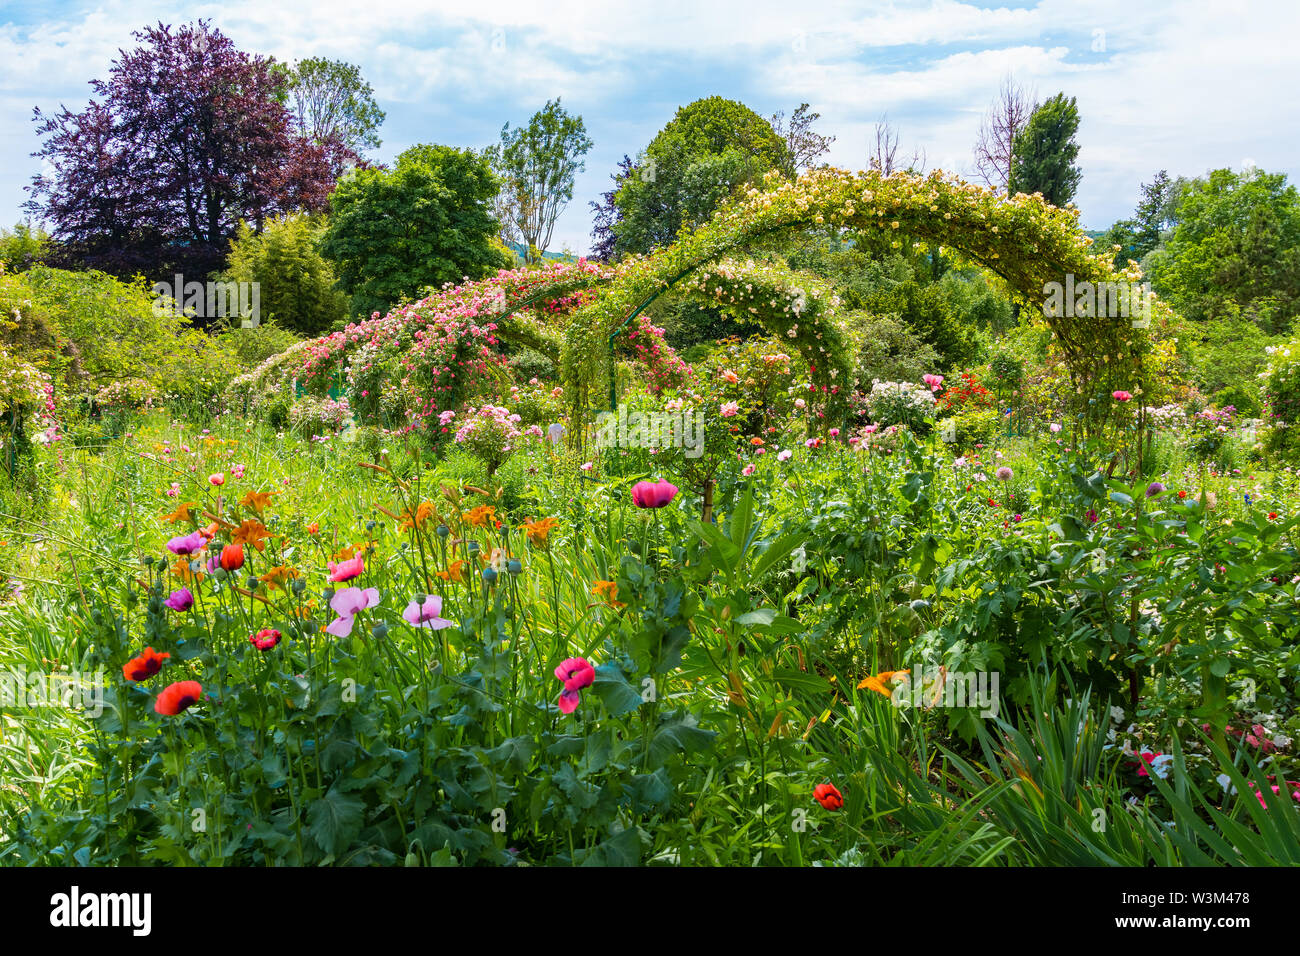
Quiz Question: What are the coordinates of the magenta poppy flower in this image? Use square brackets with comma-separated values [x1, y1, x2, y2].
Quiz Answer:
[554, 657, 596, 692]
[631, 479, 678, 509]
[1112, 390, 1133, 402]
[403, 594, 453, 630]
[166, 530, 207, 556]
[923, 373, 944, 392]
[325, 586, 380, 637]
[209, 472, 225, 486]
[558, 688, 582, 713]
[164, 587, 194, 612]
[328, 554, 365, 582]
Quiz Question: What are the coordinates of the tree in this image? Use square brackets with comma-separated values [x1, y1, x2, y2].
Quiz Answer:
[488, 98, 593, 264]
[224, 214, 348, 335]
[26, 20, 335, 281]
[972, 74, 1035, 191]
[613, 97, 790, 256]
[588, 154, 634, 262]
[769, 103, 835, 174]
[280, 57, 385, 172]
[1144, 167, 1300, 331]
[1007, 92, 1082, 208]
[1100, 170, 1181, 268]
[320, 144, 510, 318]
[867, 116, 924, 175]
[0, 221, 50, 273]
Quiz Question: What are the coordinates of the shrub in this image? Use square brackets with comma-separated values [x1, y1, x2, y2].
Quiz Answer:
[224, 214, 348, 336]
[948, 407, 1001, 450]
[864, 380, 936, 432]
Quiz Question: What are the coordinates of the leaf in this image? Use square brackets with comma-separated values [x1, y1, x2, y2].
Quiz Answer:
[308, 788, 366, 857]
[647, 712, 716, 765]
[591, 664, 644, 717]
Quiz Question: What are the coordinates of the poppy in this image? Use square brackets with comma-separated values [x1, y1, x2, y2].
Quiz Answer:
[813, 783, 843, 811]
[164, 588, 194, 612]
[123, 647, 170, 682]
[631, 479, 678, 509]
[155, 680, 202, 716]
[554, 657, 596, 692]
[328, 554, 365, 583]
[249, 628, 281, 650]
[403, 595, 453, 629]
[220, 543, 245, 572]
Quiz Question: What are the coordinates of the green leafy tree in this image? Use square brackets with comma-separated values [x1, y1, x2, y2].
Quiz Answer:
[1101, 170, 1181, 268]
[488, 98, 593, 264]
[282, 57, 385, 155]
[1007, 93, 1082, 209]
[0, 222, 49, 273]
[613, 97, 790, 255]
[1144, 167, 1300, 332]
[225, 213, 347, 335]
[320, 144, 510, 318]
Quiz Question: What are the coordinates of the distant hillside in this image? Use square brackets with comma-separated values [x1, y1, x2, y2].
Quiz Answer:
[506, 241, 579, 263]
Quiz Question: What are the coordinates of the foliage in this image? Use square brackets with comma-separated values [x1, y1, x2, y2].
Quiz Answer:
[321, 144, 511, 318]
[612, 97, 790, 255]
[27, 20, 335, 280]
[1007, 92, 1082, 209]
[279, 56, 384, 163]
[489, 98, 593, 263]
[1145, 167, 1300, 331]
[225, 214, 348, 336]
[0, 223, 50, 273]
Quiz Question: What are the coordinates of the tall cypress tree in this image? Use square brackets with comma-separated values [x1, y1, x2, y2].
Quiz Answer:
[1007, 93, 1082, 209]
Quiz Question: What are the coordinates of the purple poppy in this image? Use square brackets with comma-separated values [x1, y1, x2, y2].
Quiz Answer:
[166, 531, 207, 556]
[403, 595, 453, 630]
[325, 587, 380, 637]
[164, 587, 194, 612]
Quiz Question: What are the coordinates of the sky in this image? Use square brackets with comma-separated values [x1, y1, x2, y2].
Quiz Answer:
[1, 0, 1297, 256]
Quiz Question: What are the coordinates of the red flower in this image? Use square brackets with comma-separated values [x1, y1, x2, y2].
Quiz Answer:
[1177, 490, 1187, 499]
[813, 782, 843, 810]
[155, 680, 202, 716]
[1268, 512, 1278, 520]
[631, 479, 679, 509]
[122, 647, 170, 682]
[220, 543, 245, 572]
[250, 628, 281, 650]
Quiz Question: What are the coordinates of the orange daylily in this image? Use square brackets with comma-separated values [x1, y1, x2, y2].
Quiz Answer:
[160, 502, 197, 524]
[230, 518, 274, 553]
[239, 489, 277, 514]
[306, 522, 320, 535]
[521, 516, 559, 549]
[399, 500, 436, 532]
[259, 565, 300, 591]
[857, 669, 909, 697]
[591, 579, 625, 609]
[462, 505, 497, 528]
[436, 559, 469, 584]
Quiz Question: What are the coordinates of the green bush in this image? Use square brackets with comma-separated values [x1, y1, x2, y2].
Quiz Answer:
[224, 214, 349, 336]
[948, 407, 1001, 450]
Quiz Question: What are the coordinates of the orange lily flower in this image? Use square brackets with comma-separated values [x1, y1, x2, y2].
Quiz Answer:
[239, 489, 277, 514]
[521, 516, 559, 549]
[857, 669, 909, 697]
[591, 579, 625, 609]
[230, 518, 274, 553]
[160, 502, 197, 524]
[436, 559, 469, 584]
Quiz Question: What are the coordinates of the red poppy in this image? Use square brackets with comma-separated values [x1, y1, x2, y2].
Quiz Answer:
[813, 782, 844, 811]
[122, 647, 170, 682]
[1268, 512, 1278, 520]
[220, 543, 245, 572]
[155, 680, 202, 716]
[250, 628, 281, 650]
[1177, 490, 1187, 499]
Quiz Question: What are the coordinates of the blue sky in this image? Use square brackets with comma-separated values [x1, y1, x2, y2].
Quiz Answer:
[2, 0, 1296, 255]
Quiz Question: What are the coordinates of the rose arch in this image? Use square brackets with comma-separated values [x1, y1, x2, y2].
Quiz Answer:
[237, 167, 1166, 442]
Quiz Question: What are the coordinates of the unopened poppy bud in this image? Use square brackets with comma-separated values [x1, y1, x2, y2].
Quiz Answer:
[371, 622, 389, 640]
[436, 524, 449, 537]
[246, 575, 259, 590]
[482, 566, 498, 584]
[507, 560, 522, 575]
[322, 587, 335, 601]
[467, 540, 480, 554]
[366, 520, 376, 532]
[291, 578, 307, 595]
